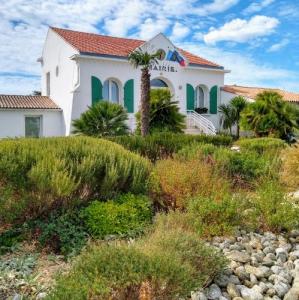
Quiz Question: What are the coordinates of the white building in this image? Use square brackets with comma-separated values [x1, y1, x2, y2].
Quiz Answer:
[0, 27, 232, 138]
[1, 27, 297, 138]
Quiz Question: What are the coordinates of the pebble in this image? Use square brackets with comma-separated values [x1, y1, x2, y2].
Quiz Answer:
[192, 230, 299, 300]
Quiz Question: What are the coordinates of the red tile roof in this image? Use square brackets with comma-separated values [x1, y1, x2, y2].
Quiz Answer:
[222, 85, 299, 103]
[51, 27, 222, 69]
[0, 95, 61, 109]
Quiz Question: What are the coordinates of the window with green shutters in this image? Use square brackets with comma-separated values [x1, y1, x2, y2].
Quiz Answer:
[186, 84, 195, 110]
[124, 79, 134, 113]
[209, 85, 218, 114]
[91, 76, 103, 106]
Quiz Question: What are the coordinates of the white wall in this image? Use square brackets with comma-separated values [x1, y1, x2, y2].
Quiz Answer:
[0, 109, 63, 138]
[41, 29, 79, 135]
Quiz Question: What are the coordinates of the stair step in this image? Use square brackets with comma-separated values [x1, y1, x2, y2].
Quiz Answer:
[184, 128, 203, 135]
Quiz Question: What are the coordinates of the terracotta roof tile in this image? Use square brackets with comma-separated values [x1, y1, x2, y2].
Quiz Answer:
[222, 85, 299, 103]
[51, 27, 222, 68]
[0, 95, 61, 109]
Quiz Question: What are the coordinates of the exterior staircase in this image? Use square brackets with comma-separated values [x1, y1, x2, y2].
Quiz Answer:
[185, 110, 217, 135]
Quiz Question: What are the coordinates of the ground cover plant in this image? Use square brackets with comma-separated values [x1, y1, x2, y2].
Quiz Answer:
[0, 137, 150, 224]
[82, 194, 152, 238]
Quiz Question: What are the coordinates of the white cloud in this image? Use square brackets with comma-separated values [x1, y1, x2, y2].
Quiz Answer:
[243, 0, 275, 15]
[195, 0, 239, 16]
[179, 42, 299, 92]
[170, 22, 190, 41]
[204, 15, 279, 44]
[104, 0, 150, 37]
[268, 38, 289, 52]
[138, 18, 170, 40]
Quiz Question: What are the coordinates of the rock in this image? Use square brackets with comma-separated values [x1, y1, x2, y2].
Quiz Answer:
[284, 267, 299, 300]
[214, 274, 230, 287]
[12, 295, 22, 300]
[276, 248, 288, 263]
[229, 275, 241, 285]
[262, 257, 275, 267]
[290, 230, 299, 238]
[273, 281, 290, 297]
[239, 285, 263, 300]
[244, 265, 272, 279]
[206, 284, 222, 299]
[36, 293, 47, 299]
[227, 283, 240, 298]
[263, 247, 275, 255]
[227, 251, 251, 263]
[235, 266, 250, 281]
[266, 288, 276, 296]
[250, 274, 258, 285]
[232, 298, 244, 300]
[191, 291, 207, 300]
[258, 282, 268, 294]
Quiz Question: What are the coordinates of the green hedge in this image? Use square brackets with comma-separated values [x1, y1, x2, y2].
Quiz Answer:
[0, 137, 150, 224]
[108, 133, 233, 162]
[236, 138, 286, 154]
[82, 194, 152, 238]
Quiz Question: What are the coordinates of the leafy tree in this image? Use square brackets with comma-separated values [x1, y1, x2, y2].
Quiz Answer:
[219, 96, 247, 138]
[136, 88, 186, 134]
[72, 101, 129, 137]
[241, 91, 299, 140]
[128, 48, 159, 136]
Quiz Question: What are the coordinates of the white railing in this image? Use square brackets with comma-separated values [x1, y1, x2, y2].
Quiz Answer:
[186, 110, 217, 135]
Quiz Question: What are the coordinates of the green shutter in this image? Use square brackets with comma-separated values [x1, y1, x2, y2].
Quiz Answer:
[209, 85, 218, 114]
[186, 84, 195, 110]
[91, 76, 103, 106]
[124, 79, 134, 113]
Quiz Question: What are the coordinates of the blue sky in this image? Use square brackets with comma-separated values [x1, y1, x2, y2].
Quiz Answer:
[0, 0, 298, 94]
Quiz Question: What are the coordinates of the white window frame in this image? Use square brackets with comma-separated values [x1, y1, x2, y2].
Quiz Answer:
[25, 115, 43, 138]
[103, 79, 120, 104]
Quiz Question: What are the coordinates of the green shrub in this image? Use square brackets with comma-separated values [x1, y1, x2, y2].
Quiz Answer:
[48, 229, 226, 300]
[135, 89, 186, 134]
[280, 145, 299, 191]
[109, 133, 233, 161]
[236, 138, 286, 155]
[72, 101, 129, 137]
[245, 181, 299, 232]
[82, 194, 152, 238]
[187, 196, 241, 237]
[176, 143, 278, 186]
[0, 137, 150, 224]
[34, 210, 88, 256]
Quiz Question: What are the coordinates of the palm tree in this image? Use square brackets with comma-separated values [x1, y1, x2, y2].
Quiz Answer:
[241, 91, 299, 140]
[219, 96, 247, 138]
[72, 101, 129, 137]
[218, 104, 235, 135]
[136, 88, 186, 133]
[128, 49, 159, 136]
[230, 96, 247, 138]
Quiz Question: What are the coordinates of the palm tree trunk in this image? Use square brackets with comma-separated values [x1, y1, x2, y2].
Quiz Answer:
[236, 123, 240, 139]
[140, 67, 150, 136]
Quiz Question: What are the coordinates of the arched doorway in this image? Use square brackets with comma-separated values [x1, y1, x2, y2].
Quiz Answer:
[194, 85, 209, 113]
